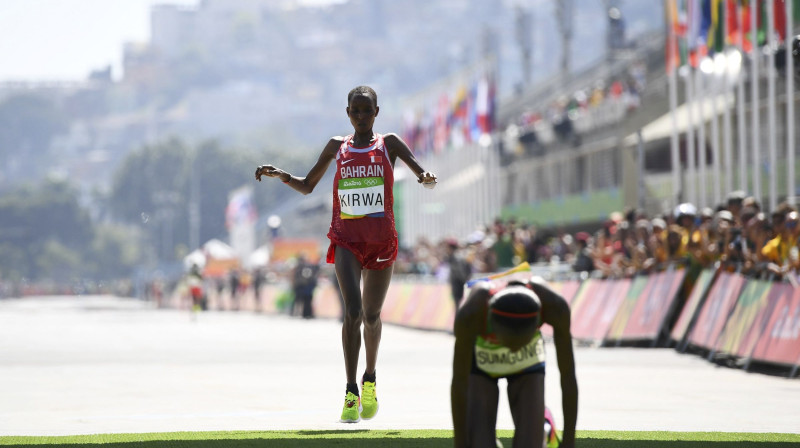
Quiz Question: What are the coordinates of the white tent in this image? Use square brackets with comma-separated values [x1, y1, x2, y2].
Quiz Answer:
[248, 244, 271, 268]
[202, 239, 237, 260]
[183, 249, 207, 271]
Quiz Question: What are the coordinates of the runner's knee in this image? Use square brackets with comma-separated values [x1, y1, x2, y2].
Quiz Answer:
[363, 310, 381, 327]
[344, 305, 363, 323]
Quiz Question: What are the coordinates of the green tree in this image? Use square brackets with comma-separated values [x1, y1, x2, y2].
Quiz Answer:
[88, 224, 145, 280]
[108, 137, 315, 262]
[36, 239, 82, 283]
[0, 179, 93, 280]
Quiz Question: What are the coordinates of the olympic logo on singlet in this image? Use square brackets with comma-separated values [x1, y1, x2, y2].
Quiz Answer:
[339, 176, 385, 219]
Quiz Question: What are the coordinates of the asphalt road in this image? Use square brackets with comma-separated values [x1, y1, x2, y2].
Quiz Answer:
[1, 295, 799, 437]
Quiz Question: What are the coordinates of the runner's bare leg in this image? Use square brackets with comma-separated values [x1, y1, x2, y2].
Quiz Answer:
[361, 265, 393, 375]
[508, 373, 546, 448]
[335, 247, 363, 385]
[467, 374, 500, 447]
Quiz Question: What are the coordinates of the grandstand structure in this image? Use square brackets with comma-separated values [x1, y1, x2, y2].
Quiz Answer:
[400, 16, 800, 245]
[399, 29, 669, 244]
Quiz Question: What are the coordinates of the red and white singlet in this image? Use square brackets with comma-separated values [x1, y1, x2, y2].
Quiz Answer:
[327, 133, 396, 245]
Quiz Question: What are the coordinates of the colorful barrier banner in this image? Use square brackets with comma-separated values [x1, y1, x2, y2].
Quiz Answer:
[750, 286, 800, 367]
[383, 283, 420, 326]
[570, 279, 632, 341]
[550, 279, 582, 306]
[670, 269, 716, 343]
[713, 280, 772, 355]
[567, 279, 596, 319]
[541, 279, 583, 337]
[735, 283, 791, 359]
[381, 282, 454, 332]
[618, 269, 686, 341]
[590, 279, 632, 341]
[246, 281, 454, 332]
[687, 272, 746, 350]
[566, 279, 599, 340]
[313, 283, 343, 318]
[607, 276, 649, 341]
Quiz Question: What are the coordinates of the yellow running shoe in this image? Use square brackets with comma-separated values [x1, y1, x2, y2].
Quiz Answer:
[339, 391, 361, 423]
[360, 380, 378, 420]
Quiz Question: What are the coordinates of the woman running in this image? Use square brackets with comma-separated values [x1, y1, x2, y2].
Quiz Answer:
[255, 85, 437, 423]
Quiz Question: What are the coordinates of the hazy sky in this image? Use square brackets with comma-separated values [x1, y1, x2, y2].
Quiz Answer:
[0, 0, 199, 82]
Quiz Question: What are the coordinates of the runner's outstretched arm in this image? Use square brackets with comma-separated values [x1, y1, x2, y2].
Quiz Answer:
[383, 133, 437, 185]
[255, 138, 340, 194]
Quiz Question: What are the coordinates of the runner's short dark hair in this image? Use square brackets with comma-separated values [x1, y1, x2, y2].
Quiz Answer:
[348, 86, 378, 106]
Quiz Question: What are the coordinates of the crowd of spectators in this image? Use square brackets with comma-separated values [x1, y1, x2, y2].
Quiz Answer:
[9, 189, 797, 305]
[394, 190, 800, 284]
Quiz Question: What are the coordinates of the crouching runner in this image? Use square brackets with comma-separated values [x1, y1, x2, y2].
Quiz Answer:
[451, 277, 578, 447]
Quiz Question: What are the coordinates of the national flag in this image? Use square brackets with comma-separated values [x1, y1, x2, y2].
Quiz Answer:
[433, 93, 449, 153]
[468, 81, 480, 142]
[769, 0, 800, 43]
[707, 0, 726, 53]
[666, 0, 682, 72]
[756, 0, 768, 47]
[774, 0, 787, 41]
[678, 0, 691, 66]
[687, 0, 708, 66]
[736, 0, 755, 53]
[370, 155, 383, 163]
[725, 0, 747, 49]
[451, 86, 468, 121]
[698, 0, 713, 53]
[475, 77, 488, 133]
[450, 85, 469, 148]
[476, 75, 494, 135]
[225, 185, 257, 230]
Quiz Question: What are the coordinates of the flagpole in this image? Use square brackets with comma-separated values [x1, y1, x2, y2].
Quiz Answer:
[686, 68, 698, 206]
[710, 59, 722, 206]
[737, 2, 748, 191]
[722, 0, 734, 195]
[668, 0, 682, 207]
[696, 66, 708, 208]
[766, 0, 777, 211]
[670, 68, 682, 206]
[751, 0, 762, 204]
[787, 0, 796, 205]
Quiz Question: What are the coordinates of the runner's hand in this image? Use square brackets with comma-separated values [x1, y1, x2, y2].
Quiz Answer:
[255, 165, 287, 182]
[418, 172, 437, 189]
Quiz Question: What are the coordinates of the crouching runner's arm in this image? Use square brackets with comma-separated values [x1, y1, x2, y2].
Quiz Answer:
[530, 279, 578, 448]
[451, 283, 489, 448]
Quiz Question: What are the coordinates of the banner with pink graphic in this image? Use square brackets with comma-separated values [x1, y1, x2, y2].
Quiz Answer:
[750, 286, 800, 367]
[687, 272, 746, 350]
[617, 269, 686, 341]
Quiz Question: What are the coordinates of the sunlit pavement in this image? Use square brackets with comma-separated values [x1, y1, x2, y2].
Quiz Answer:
[1, 295, 799, 436]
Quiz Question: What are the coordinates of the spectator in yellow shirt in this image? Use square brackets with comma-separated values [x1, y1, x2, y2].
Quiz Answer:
[762, 211, 800, 276]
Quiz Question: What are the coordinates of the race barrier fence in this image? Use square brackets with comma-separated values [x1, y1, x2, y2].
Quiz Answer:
[168, 265, 800, 376]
